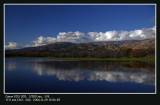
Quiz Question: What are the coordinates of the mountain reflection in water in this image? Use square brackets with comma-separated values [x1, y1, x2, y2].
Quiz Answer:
[6, 60, 155, 86]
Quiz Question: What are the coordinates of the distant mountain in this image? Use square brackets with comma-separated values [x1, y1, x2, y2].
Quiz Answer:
[6, 39, 148, 52]
[61, 42, 121, 52]
[88, 40, 143, 46]
[38, 42, 76, 51]
[5, 39, 155, 58]
[6, 42, 75, 52]
[6, 46, 42, 52]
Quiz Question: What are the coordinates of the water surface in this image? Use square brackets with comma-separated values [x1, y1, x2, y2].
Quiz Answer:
[5, 58, 155, 93]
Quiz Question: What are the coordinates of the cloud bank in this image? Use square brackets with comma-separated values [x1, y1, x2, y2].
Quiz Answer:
[88, 26, 155, 41]
[57, 31, 89, 43]
[7, 26, 155, 48]
[5, 42, 20, 49]
[31, 31, 89, 47]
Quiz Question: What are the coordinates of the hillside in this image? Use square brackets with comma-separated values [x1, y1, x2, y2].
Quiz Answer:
[120, 39, 155, 49]
[5, 39, 155, 58]
[7, 42, 75, 52]
[61, 42, 120, 52]
[89, 40, 143, 46]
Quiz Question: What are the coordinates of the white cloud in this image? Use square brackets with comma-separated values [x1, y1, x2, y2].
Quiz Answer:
[31, 31, 90, 47]
[20, 26, 156, 47]
[88, 26, 155, 41]
[32, 36, 57, 47]
[57, 31, 89, 42]
[5, 42, 20, 49]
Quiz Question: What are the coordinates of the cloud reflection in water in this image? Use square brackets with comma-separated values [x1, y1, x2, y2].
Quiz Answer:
[6, 60, 155, 85]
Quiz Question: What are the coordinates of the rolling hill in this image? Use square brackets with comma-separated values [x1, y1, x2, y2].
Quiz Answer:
[5, 39, 155, 58]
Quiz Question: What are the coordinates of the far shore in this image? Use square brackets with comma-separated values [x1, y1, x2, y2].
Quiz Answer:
[6, 57, 155, 63]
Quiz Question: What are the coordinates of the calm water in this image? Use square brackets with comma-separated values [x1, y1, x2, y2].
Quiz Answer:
[5, 58, 155, 93]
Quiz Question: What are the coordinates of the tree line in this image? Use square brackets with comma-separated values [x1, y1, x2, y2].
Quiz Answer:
[5, 48, 155, 58]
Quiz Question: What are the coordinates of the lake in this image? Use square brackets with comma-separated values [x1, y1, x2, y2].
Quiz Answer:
[5, 58, 155, 93]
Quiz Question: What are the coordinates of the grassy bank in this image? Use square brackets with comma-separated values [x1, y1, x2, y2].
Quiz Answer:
[6, 57, 155, 63]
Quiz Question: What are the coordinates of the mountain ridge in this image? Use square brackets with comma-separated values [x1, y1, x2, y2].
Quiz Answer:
[5, 39, 155, 58]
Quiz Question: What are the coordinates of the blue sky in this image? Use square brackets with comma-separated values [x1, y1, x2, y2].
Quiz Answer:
[5, 4, 155, 48]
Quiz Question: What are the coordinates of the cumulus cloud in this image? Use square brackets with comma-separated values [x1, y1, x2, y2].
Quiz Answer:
[88, 26, 155, 41]
[24, 26, 155, 47]
[31, 31, 90, 47]
[5, 42, 20, 49]
[32, 36, 57, 47]
[57, 31, 89, 42]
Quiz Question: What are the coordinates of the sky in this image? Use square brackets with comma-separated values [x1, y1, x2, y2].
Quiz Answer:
[5, 4, 155, 49]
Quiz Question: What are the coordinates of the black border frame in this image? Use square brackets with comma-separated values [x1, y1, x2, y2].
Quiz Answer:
[0, 0, 160, 104]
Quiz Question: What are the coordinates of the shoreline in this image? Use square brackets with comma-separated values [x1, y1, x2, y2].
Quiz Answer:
[5, 57, 155, 63]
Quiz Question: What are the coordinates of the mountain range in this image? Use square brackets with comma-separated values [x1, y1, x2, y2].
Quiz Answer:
[5, 39, 155, 58]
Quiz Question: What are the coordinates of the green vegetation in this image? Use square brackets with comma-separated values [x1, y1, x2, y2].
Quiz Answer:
[6, 57, 155, 63]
